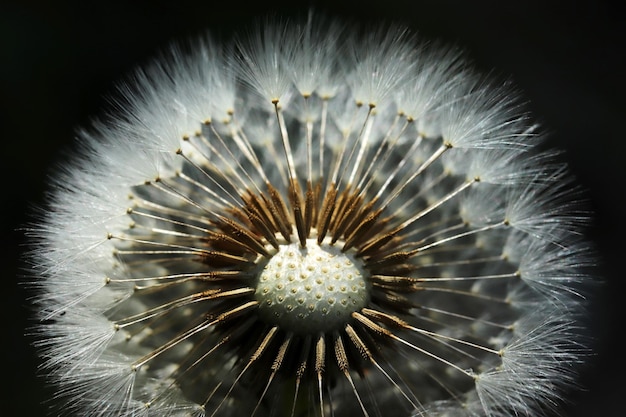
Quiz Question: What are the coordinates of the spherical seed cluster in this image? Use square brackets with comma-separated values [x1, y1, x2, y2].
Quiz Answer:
[255, 240, 368, 334]
[26, 13, 595, 417]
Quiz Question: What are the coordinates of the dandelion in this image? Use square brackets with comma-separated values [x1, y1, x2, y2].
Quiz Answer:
[27, 14, 594, 417]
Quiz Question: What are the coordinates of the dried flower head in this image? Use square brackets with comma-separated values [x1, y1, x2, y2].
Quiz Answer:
[28, 14, 594, 417]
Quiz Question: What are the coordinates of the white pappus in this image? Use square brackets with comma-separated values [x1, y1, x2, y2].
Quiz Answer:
[26, 13, 595, 417]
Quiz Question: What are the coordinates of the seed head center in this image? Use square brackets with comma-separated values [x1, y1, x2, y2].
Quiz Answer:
[254, 240, 369, 335]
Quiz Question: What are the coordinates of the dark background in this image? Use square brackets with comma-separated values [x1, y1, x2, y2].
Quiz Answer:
[2, 1, 624, 415]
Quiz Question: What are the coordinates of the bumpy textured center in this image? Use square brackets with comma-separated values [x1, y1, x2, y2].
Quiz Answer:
[254, 240, 369, 334]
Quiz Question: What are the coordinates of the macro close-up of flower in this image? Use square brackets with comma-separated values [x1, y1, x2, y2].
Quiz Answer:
[20, 10, 603, 417]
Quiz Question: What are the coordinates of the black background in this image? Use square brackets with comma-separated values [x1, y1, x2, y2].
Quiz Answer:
[2, 1, 624, 415]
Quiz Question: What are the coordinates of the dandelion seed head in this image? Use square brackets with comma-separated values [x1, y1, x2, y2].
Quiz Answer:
[25, 12, 596, 417]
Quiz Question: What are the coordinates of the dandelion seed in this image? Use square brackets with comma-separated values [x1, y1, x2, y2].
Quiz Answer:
[26, 13, 594, 417]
